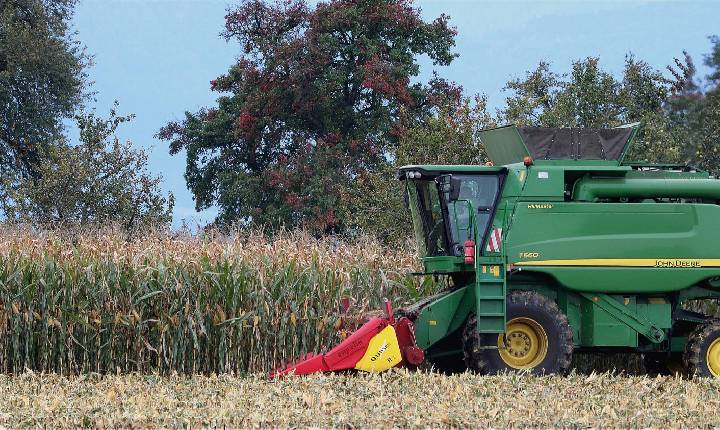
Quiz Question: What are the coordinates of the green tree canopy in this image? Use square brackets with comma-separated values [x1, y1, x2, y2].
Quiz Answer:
[0, 0, 88, 176]
[500, 38, 720, 171]
[2, 106, 174, 230]
[345, 94, 494, 243]
[705, 36, 720, 88]
[159, 0, 458, 232]
[665, 36, 720, 173]
[396, 94, 493, 166]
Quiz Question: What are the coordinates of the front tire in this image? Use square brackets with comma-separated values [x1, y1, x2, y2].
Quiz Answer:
[684, 320, 720, 377]
[463, 290, 573, 375]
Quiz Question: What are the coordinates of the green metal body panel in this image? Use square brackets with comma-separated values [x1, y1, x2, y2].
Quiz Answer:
[518, 267, 718, 294]
[403, 164, 505, 174]
[399, 125, 720, 353]
[506, 188, 720, 294]
[480, 126, 531, 166]
[421, 256, 467, 274]
[671, 337, 689, 352]
[480, 123, 639, 166]
[579, 293, 665, 343]
[414, 286, 474, 349]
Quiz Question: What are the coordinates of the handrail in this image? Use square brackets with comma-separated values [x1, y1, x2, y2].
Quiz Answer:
[449, 199, 480, 273]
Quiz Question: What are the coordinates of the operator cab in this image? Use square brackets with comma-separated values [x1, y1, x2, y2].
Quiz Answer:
[398, 125, 639, 261]
[399, 166, 505, 259]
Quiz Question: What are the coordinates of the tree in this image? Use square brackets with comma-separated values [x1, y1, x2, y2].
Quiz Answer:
[396, 94, 493, 166]
[695, 90, 720, 175]
[159, 0, 458, 232]
[501, 62, 560, 127]
[345, 93, 494, 243]
[666, 36, 720, 172]
[2, 106, 174, 230]
[694, 36, 720, 174]
[0, 0, 88, 177]
[705, 35, 720, 89]
[349, 38, 720, 244]
[666, 51, 704, 163]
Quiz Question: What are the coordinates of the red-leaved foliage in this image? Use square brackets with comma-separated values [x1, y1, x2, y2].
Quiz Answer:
[238, 111, 256, 131]
[160, 0, 459, 231]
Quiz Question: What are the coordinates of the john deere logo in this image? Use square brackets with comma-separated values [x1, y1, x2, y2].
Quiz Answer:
[655, 259, 701, 268]
[527, 204, 553, 209]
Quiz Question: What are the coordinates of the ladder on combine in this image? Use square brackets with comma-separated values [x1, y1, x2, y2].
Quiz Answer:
[452, 197, 507, 334]
[463, 201, 507, 334]
[475, 258, 507, 333]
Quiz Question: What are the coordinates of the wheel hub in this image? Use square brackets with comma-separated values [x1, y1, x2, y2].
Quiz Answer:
[707, 338, 720, 377]
[497, 317, 549, 369]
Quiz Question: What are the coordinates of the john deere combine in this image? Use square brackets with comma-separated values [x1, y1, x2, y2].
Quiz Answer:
[274, 124, 720, 378]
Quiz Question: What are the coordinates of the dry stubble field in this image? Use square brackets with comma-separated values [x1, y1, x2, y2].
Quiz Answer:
[1, 371, 719, 428]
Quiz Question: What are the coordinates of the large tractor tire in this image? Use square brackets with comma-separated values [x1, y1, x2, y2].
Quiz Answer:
[684, 319, 720, 377]
[462, 290, 573, 375]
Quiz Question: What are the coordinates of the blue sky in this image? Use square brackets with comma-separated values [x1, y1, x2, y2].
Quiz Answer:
[71, 0, 719, 227]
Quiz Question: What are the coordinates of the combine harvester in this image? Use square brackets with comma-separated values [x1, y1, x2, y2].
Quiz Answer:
[274, 124, 720, 378]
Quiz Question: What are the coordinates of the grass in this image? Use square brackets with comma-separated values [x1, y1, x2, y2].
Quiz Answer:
[1, 371, 719, 428]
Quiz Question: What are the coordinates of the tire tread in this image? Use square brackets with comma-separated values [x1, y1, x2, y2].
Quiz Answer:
[684, 318, 720, 377]
[462, 290, 573, 375]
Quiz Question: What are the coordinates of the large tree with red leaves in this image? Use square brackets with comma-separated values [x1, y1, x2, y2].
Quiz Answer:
[159, 0, 458, 231]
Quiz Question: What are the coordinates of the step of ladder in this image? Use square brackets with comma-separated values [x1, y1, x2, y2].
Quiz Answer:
[475, 263, 506, 333]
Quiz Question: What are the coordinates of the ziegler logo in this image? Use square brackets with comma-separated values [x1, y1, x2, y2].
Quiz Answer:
[520, 252, 539, 258]
[336, 339, 363, 358]
[655, 260, 701, 268]
[369, 340, 389, 362]
[527, 204, 553, 209]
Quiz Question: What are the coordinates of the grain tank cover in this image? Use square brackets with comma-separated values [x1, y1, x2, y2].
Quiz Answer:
[480, 123, 638, 166]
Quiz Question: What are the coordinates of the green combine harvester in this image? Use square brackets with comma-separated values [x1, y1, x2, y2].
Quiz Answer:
[274, 124, 720, 378]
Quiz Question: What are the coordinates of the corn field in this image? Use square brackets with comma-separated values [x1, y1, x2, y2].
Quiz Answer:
[0, 226, 438, 374]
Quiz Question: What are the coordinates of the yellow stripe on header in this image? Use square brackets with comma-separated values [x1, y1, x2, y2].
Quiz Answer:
[514, 259, 720, 268]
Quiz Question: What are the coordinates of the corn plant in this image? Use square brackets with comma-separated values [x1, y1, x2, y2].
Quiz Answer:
[0, 226, 440, 374]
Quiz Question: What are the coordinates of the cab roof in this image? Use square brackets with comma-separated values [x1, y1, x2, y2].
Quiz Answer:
[397, 164, 506, 180]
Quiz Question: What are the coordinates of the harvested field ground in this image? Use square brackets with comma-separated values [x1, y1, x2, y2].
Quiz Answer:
[1, 371, 719, 428]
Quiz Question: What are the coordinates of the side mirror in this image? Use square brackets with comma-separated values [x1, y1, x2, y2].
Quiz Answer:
[439, 175, 462, 201]
[449, 177, 461, 201]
